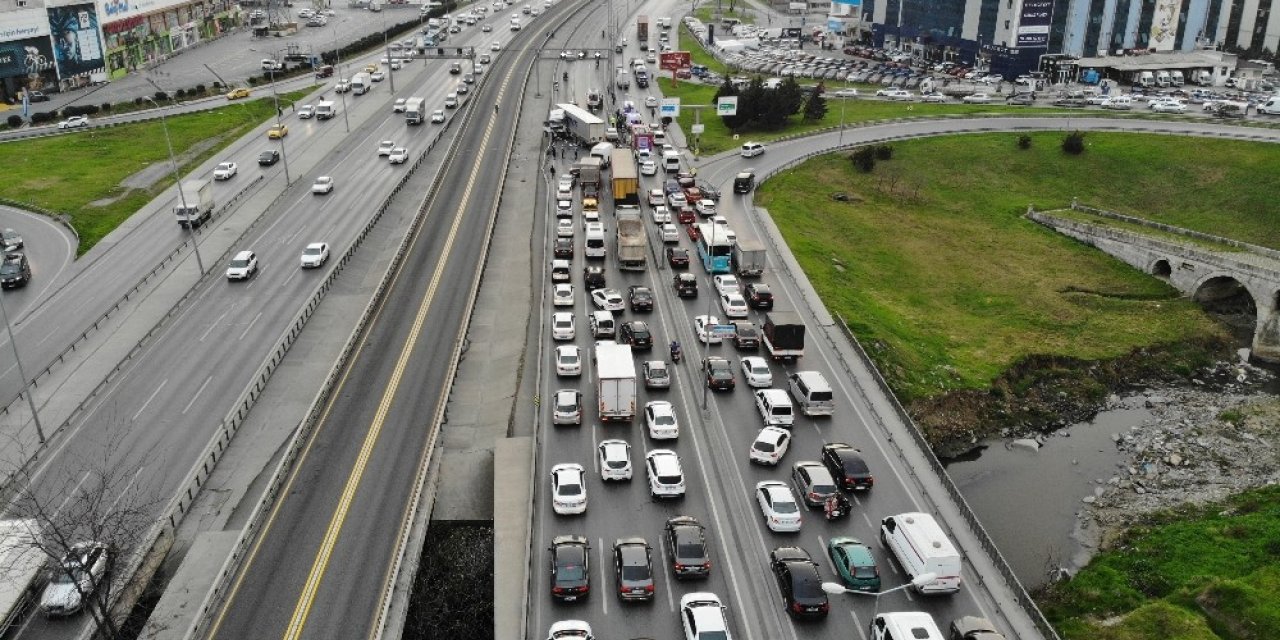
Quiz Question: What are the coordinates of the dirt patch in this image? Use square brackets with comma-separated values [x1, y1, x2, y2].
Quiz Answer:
[120, 136, 226, 191]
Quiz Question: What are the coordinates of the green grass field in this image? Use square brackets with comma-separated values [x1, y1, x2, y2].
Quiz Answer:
[1041, 484, 1280, 639]
[2, 89, 312, 254]
[755, 132, 1280, 402]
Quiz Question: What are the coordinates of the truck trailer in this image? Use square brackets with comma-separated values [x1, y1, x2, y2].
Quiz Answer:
[637, 15, 650, 50]
[616, 206, 646, 271]
[610, 149, 639, 205]
[0, 519, 46, 636]
[557, 103, 606, 145]
[595, 341, 637, 421]
[175, 179, 214, 228]
[732, 239, 767, 277]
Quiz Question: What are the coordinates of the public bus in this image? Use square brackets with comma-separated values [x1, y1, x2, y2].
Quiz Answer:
[696, 223, 733, 273]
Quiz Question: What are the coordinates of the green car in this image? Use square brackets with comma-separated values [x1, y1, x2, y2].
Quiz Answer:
[828, 536, 880, 592]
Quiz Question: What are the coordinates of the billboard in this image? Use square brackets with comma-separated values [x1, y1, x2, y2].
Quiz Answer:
[0, 35, 57, 78]
[1148, 0, 1181, 51]
[47, 3, 105, 77]
[1015, 0, 1054, 48]
[659, 51, 690, 70]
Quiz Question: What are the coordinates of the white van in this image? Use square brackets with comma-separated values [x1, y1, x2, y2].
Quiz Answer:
[589, 310, 615, 338]
[869, 612, 944, 640]
[754, 389, 794, 426]
[788, 371, 833, 416]
[584, 222, 606, 258]
[1259, 96, 1280, 115]
[662, 151, 681, 173]
[879, 513, 962, 594]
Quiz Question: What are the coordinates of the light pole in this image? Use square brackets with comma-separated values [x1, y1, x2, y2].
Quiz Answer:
[700, 222, 717, 413]
[264, 54, 293, 185]
[380, 11, 396, 94]
[822, 572, 938, 622]
[331, 20, 351, 132]
[0, 292, 45, 443]
[839, 93, 847, 144]
[142, 87, 207, 276]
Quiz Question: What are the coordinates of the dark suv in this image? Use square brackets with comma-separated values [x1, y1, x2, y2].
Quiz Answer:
[745, 283, 774, 309]
[770, 547, 829, 619]
[702, 356, 734, 391]
[674, 273, 697, 297]
[584, 266, 606, 289]
[664, 516, 710, 579]
[0, 252, 31, 288]
[821, 442, 874, 491]
[628, 285, 654, 311]
[731, 321, 759, 349]
[619, 320, 652, 350]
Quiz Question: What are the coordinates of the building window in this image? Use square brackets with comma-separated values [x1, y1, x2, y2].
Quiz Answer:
[1005, 19, 1010, 29]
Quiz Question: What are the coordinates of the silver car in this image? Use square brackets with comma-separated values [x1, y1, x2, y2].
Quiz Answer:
[553, 389, 582, 425]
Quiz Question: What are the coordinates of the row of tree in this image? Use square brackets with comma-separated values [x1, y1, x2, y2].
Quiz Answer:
[712, 76, 828, 130]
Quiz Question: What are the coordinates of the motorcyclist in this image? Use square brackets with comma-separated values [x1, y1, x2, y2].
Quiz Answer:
[563, 71, 569, 82]
[670, 340, 682, 362]
[824, 494, 840, 519]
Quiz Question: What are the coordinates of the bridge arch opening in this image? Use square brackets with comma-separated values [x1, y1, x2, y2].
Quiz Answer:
[1193, 276, 1258, 341]
[1151, 259, 1172, 279]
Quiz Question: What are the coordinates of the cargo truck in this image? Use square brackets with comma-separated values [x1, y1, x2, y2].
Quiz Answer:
[595, 341, 637, 421]
[558, 103, 606, 145]
[630, 124, 654, 152]
[637, 15, 649, 50]
[1, 519, 46, 635]
[315, 99, 336, 120]
[762, 311, 805, 360]
[351, 72, 371, 95]
[732, 239, 766, 277]
[610, 149, 639, 205]
[404, 97, 427, 124]
[616, 206, 646, 271]
[175, 179, 214, 228]
[578, 157, 602, 197]
[634, 63, 650, 88]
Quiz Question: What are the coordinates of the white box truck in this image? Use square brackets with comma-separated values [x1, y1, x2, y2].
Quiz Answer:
[595, 341, 636, 421]
[1, 519, 46, 635]
[615, 206, 646, 271]
[315, 99, 336, 120]
[175, 179, 214, 228]
[404, 97, 427, 124]
[732, 239, 766, 277]
[879, 513, 962, 595]
[351, 72, 371, 95]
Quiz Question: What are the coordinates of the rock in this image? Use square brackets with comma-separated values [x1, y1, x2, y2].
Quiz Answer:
[1145, 396, 1171, 408]
[1168, 453, 1183, 466]
[1135, 486, 1146, 494]
[1010, 438, 1041, 451]
[1082, 496, 1097, 504]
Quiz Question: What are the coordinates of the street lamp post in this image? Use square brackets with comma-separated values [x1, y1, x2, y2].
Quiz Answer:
[264, 58, 293, 185]
[822, 572, 938, 622]
[701, 222, 716, 413]
[332, 21, 351, 132]
[0, 293, 45, 443]
[142, 90, 207, 276]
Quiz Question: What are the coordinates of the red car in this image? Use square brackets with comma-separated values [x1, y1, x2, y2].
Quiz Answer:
[675, 68, 691, 79]
[676, 206, 696, 224]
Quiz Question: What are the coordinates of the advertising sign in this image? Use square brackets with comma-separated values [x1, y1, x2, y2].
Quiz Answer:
[1148, 0, 1181, 51]
[1014, 0, 1054, 48]
[0, 35, 56, 78]
[658, 51, 691, 71]
[659, 97, 680, 117]
[782, 27, 803, 38]
[716, 96, 738, 116]
[47, 3, 105, 77]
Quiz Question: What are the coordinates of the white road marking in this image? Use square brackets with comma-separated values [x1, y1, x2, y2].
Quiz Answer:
[238, 311, 263, 341]
[182, 376, 213, 415]
[131, 378, 168, 422]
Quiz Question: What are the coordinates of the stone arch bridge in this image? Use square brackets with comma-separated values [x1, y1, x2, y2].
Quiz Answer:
[1028, 203, 1280, 362]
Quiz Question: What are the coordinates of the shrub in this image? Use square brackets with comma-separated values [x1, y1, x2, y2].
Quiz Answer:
[175, 88, 186, 98]
[850, 146, 876, 173]
[101, 102, 112, 112]
[134, 96, 144, 106]
[1017, 134, 1032, 149]
[153, 90, 168, 101]
[248, 76, 259, 86]
[1062, 130, 1087, 155]
[213, 81, 223, 89]
[195, 84, 206, 95]
[30, 111, 53, 124]
[874, 144, 894, 160]
[7, 115, 22, 128]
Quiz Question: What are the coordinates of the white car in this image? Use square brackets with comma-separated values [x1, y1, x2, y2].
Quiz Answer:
[377, 140, 396, 156]
[1151, 100, 1187, 113]
[393, 98, 407, 112]
[831, 88, 859, 98]
[750, 426, 792, 465]
[57, 115, 90, 129]
[370, 71, 386, 82]
[598, 439, 632, 481]
[491, 40, 502, 50]
[300, 242, 330, 268]
[650, 205, 671, 224]
[556, 218, 574, 237]
[645, 95, 659, 108]
[388, 147, 409, 164]
[39, 542, 109, 616]
[557, 175, 575, 192]
[645, 400, 679, 439]
[552, 388, 582, 425]
[480, 53, 492, 64]
[551, 311, 575, 340]
[552, 283, 574, 306]
[482, 23, 493, 32]
[555, 199, 573, 216]
[694, 315, 722, 344]
[590, 288, 625, 311]
[920, 92, 947, 103]
[876, 88, 913, 100]
[720, 292, 748, 318]
[546, 620, 592, 640]
[661, 223, 679, 243]
[555, 345, 581, 376]
[740, 141, 766, 157]
[298, 104, 315, 119]
[713, 274, 740, 296]
[681, 593, 733, 640]
[225, 250, 259, 281]
[740, 356, 772, 388]
[311, 176, 335, 194]
[432, 109, 446, 123]
[756, 480, 802, 532]
[550, 463, 587, 514]
[695, 199, 716, 216]
[667, 192, 687, 209]
[646, 449, 685, 499]
[213, 162, 238, 180]
[581, 210, 600, 227]
[648, 188, 666, 206]
[962, 92, 991, 104]
[640, 159, 657, 176]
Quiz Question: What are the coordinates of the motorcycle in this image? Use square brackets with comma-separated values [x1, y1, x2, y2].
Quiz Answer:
[823, 494, 852, 521]
[670, 341, 682, 364]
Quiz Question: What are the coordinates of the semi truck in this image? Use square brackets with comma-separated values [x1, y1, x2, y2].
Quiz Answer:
[637, 15, 649, 50]
[595, 341, 637, 421]
[315, 99, 336, 120]
[351, 72, 371, 95]
[610, 149, 639, 205]
[175, 179, 214, 228]
[634, 63, 650, 88]
[616, 206, 646, 271]
[578, 157, 602, 197]
[732, 239, 767, 277]
[1, 519, 46, 636]
[557, 103, 606, 145]
[762, 311, 805, 360]
[404, 97, 427, 124]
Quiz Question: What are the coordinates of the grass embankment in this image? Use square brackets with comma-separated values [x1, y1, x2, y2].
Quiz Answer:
[1040, 485, 1280, 640]
[756, 132, 1280, 439]
[3, 89, 313, 254]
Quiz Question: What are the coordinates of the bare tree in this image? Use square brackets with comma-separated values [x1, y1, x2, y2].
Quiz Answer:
[3, 421, 161, 640]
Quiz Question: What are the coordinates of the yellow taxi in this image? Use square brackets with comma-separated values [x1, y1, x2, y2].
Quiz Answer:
[226, 87, 251, 100]
[267, 123, 289, 139]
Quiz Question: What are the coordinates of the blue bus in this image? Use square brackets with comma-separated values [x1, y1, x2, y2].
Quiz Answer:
[697, 223, 733, 273]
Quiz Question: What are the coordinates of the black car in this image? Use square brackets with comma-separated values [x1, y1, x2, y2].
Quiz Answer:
[663, 179, 682, 197]
[619, 320, 652, 350]
[584, 266, 605, 289]
[554, 237, 574, 259]
[703, 356, 734, 391]
[628, 285, 654, 311]
[258, 149, 281, 165]
[769, 547, 829, 619]
[674, 273, 697, 297]
[26, 91, 49, 103]
[745, 283, 774, 309]
[696, 180, 721, 201]
[667, 247, 690, 269]
[731, 321, 759, 349]
[821, 442, 875, 491]
[733, 171, 755, 194]
[613, 538, 655, 601]
[664, 516, 710, 579]
[549, 535, 591, 602]
[0, 252, 31, 289]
